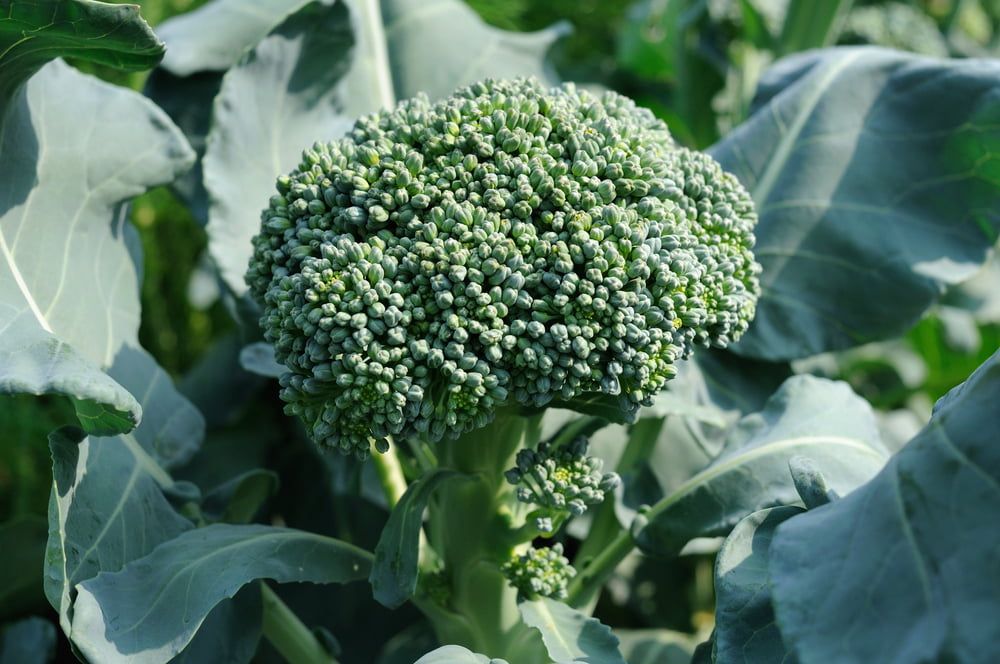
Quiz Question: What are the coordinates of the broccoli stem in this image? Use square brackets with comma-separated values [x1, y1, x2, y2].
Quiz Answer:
[260, 583, 337, 664]
[568, 416, 665, 608]
[370, 441, 407, 508]
[421, 408, 548, 664]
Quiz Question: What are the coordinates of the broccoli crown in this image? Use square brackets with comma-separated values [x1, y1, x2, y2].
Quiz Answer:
[506, 435, 620, 533]
[501, 543, 576, 600]
[246, 77, 760, 458]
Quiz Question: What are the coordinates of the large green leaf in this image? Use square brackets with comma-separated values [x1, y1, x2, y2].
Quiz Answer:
[711, 47, 1000, 360]
[71, 523, 372, 664]
[0, 0, 162, 102]
[634, 375, 888, 555]
[519, 597, 626, 664]
[615, 629, 698, 664]
[204, 0, 568, 296]
[414, 645, 509, 664]
[0, 57, 195, 435]
[768, 351, 1000, 664]
[44, 427, 194, 639]
[144, 0, 308, 224]
[170, 587, 262, 664]
[371, 469, 462, 608]
[713, 506, 802, 664]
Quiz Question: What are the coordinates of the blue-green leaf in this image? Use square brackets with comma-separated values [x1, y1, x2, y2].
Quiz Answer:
[145, 0, 308, 224]
[201, 468, 280, 524]
[712, 47, 1000, 360]
[714, 506, 803, 664]
[168, 586, 262, 664]
[414, 645, 509, 664]
[634, 375, 888, 556]
[768, 351, 1000, 663]
[519, 597, 626, 664]
[0, 55, 194, 435]
[72, 523, 372, 664]
[44, 427, 194, 638]
[371, 469, 462, 608]
[0, 0, 162, 101]
[239, 342, 284, 379]
[615, 629, 699, 664]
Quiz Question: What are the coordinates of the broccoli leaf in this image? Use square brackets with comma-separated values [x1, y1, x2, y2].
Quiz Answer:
[614, 629, 700, 664]
[203, 0, 568, 297]
[0, 0, 163, 102]
[0, 51, 194, 435]
[144, 0, 308, 224]
[519, 597, 627, 664]
[71, 524, 372, 664]
[371, 468, 465, 609]
[414, 645, 509, 664]
[768, 350, 1000, 663]
[633, 375, 888, 556]
[712, 47, 1000, 360]
[713, 505, 803, 664]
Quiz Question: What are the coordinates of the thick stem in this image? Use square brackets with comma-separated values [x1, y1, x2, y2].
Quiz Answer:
[421, 409, 547, 664]
[565, 528, 633, 606]
[371, 443, 407, 508]
[261, 583, 337, 664]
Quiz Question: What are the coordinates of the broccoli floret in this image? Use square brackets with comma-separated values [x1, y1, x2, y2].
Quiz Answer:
[501, 543, 576, 600]
[506, 435, 620, 534]
[246, 78, 760, 458]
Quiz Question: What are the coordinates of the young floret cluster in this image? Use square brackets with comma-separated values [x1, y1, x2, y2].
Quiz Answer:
[501, 543, 576, 600]
[246, 77, 760, 457]
[505, 435, 620, 533]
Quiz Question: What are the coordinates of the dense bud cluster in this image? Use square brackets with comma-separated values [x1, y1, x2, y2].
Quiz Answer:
[501, 543, 576, 600]
[506, 436, 620, 533]
[246, 77, 760, 457]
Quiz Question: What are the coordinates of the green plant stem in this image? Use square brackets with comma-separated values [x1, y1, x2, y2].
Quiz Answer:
[261, 583, 336, 664]
[421, 409, 548, 664]
[777, 0, 854, 55]
[371, 443, 407, 508]
[570, 416, 665, 609]
[566, 528, 634, 606]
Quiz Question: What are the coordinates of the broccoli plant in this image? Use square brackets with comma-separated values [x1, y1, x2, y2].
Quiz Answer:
[1, 1, 999, 664]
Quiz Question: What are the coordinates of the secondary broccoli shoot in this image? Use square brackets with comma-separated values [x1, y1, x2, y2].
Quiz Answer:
[506, 435, 620, 534]
[502, 544, 576, 600]
[246, 78, 760, 458]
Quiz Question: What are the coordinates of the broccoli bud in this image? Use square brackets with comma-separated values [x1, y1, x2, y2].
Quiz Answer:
[505, 435, 620, 533]
[501, 543, 576, 600]
[246, 77, 760, 458]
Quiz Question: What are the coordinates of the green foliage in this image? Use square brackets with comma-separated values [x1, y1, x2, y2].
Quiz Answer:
[2, 1, 1000, 663]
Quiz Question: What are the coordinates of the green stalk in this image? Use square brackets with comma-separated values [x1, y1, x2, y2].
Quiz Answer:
[777, 0, 854, 56]
[371, 442, 407, 508]
[261, 583, 336, 664]
[420, 409, 547, 664]
[570, 417, 664, 609]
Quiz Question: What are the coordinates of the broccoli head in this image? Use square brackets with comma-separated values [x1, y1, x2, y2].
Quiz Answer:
[501, 543, 576, 600]
[506, 435, 620, 534]
[246, 78, 760, 458]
